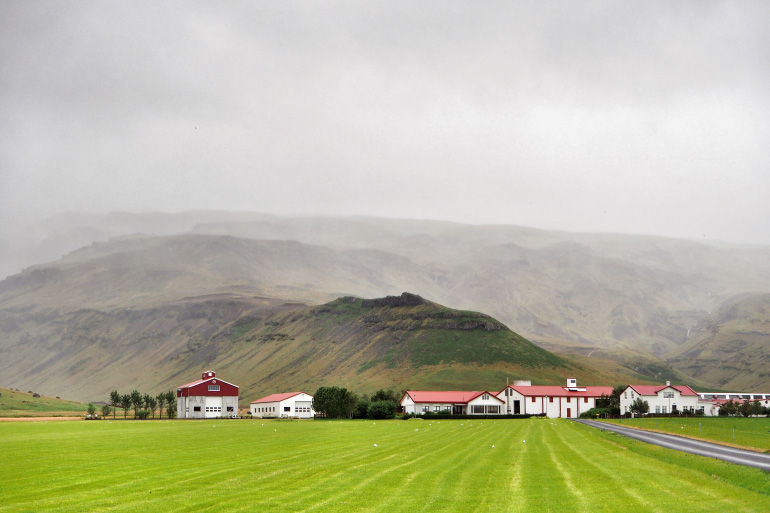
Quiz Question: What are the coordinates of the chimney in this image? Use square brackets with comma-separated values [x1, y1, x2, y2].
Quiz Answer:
[666, 380, 670, 387]
[567, 378, 577, 388]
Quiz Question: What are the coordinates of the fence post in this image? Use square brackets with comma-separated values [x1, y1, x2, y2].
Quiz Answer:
[699, 422, 701, 436]
[733, 426, 735, 442]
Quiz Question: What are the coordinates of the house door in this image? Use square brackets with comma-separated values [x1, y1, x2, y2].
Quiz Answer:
[566, 408, 571, 418]
[513, 400, 520, 414]
[453, 405, 463, 415]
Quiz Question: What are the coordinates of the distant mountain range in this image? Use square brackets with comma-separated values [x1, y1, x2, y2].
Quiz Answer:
[1, 211, 768, 399]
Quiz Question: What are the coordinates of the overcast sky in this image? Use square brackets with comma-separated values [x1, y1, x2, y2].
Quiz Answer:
[1, 1, 769, 244]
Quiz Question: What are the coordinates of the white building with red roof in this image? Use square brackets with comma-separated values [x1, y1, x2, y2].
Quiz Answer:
[250, 392, 315, 418]
[497, 378, 614, 418]
[619, 381, 698, 415]
[400, 390, 505, 415]
[176, 370, 239, 419]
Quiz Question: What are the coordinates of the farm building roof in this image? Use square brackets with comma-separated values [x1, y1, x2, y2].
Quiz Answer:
[251, 392, 310, 404]
[504, 385, 614, 397]
[626, 385, 697, 396]
[402, 391, 503, 404]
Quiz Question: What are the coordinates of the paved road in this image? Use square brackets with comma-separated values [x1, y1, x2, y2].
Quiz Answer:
[576, 419, 770, 472]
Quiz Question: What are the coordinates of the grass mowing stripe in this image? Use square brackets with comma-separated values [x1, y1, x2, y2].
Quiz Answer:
[551, 422, 660, 512]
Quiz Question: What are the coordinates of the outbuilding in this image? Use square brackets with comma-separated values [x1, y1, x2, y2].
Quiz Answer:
[250, 392, 315, 418]
[399, 390, 505, 415]
[619, 381, 698, 415]
[176, 370, 239, 419]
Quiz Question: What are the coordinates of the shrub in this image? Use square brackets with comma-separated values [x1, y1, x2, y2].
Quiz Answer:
[368, 400, 397, 420]
[579, 407, 612, 419]
[136, 409, 150, 420]
[32, 393, 40, 398]
[352, 400, 370, 419]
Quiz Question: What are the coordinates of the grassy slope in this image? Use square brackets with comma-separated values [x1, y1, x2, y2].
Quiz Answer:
[3, 292, 644, 404]
[2, 419, 769, 512]
[0, 387, 84, 417]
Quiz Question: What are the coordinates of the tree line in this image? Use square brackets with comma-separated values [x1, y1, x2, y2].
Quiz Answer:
[311, 387, 401, 420]
[98, 390, 178, 420]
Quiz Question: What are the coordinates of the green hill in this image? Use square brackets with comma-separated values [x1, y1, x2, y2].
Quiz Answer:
[0, 388, 84, 417]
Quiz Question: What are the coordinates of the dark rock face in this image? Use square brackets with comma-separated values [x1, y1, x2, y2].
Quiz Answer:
[361, 292, 426, 309]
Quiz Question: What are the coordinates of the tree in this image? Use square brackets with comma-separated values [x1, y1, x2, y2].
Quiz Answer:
[101, 404, 111, 417]
[629, 397, 649, 415]
[130, 390, 142, 419]
[719, 400, 739, 416]
[164, 391, 176, 418]
[144, 394, 157, 419]
[370, 389, 398, 403]
[120, 394, 132, 418]
[313, 386, 355, 418]
[109, 390, 120, 419]
[87, 403, 96, 417]
[598, 385, 625, 415]
[156, 393, 166, 419]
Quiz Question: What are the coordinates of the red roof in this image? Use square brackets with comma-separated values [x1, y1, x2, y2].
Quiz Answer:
[402, 391, 503, 404]
[626, 385, 698, 397]
[504, 385, 614, 398]
[177, 376, 239, 390]
[251, 392, 310, 404]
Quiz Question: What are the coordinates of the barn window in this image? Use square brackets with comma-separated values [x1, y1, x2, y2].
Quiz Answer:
[584, 398, 588, 403]
[549, 397, 554, 403]
[208, 385, 220, 392]
[193, 406, 201, 412]
[284, 406, 290, 412]
[531, 397, 536, 403]
[227, 407, 233, 412]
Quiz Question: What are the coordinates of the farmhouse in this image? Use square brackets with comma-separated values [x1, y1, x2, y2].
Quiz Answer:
[619, 381, 698, 415]
[497, 378, 613, 418]
[250, 392, 315, 418]
[176, 370, 239, 419]
[400, 390, 505, 415]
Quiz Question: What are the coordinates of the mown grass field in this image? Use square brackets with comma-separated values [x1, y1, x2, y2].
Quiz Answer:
[3, 418, 770, 512]
[603, 416, 770, 451]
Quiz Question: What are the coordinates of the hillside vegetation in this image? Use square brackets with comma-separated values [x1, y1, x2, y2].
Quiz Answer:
[1, 212, 769, 395]
[0, 387, 84, 417]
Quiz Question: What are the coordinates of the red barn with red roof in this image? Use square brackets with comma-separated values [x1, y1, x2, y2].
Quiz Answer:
[176, 370, 239, 419]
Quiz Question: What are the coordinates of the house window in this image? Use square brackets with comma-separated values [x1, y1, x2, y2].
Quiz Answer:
[661, 406, 667, 414]
[284, 406, 291, 412]
[655, 406, 660, 413]
[532, 397, 536, 403]
[208, 385, 220, 392]
[624, 392, 627, 399]
[487, 405, 500, 414]
[472, 405, 485, 414]
[549, 397, 554, 403]
[584, 398, 588, 403]
[482, 394, 489, 401]
[434, 406, 440, 412]
[663, 392, 674, 398]
[567, 398, 571, 403]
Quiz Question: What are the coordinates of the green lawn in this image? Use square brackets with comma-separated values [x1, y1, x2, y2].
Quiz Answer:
[603, 416, 770, 451]
[2, 418, 769, 512]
